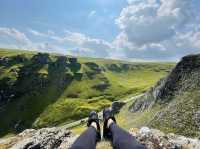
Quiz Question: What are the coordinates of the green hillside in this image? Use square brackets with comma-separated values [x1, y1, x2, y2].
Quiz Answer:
[120, 54, 200, 137]
[0, 49, 174, 137]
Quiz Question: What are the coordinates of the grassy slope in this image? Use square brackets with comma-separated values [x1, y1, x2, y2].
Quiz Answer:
[116, 89, 200, 138]
[116, 101, 160, 129]
[0, 49, 174, 137]
[150, 89, 200, 137]
[116, 72, 200, 138]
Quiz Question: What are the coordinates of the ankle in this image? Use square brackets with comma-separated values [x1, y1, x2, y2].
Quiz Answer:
[91, 122, 98, 130]
[107, 118, 114, 128]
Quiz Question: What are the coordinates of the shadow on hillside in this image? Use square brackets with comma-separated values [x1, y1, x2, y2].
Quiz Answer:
[0, 54, 81, 137]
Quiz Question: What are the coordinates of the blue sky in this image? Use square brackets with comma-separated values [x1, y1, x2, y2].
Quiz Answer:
[0, 0, 126, 41]
[0, 0, 200, 61]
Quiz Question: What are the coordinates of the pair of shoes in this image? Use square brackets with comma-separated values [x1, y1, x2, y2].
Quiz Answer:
[87, 108, 116, 141]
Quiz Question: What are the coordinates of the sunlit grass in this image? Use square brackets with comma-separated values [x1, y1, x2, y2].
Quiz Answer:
[0, 48, 174, 137]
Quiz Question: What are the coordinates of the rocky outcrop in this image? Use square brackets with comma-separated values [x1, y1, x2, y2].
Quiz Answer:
[130, 127, 200, 149]
[129, 54, 200, 112]
[106, 64, 122, 72]
[68, 57, 77, 64]
[1, 126, 199, 149]
[84, 62, 102, 79]
[0, 127, 77, 149]
[85, 62, 101, 73]
[92, 82, 110, 91]
[31, 53, 50, 64]
[0, 57, 10, 66]
[55, 56, 68, 66]
[128, 54, 200, 138]
[111, 101, 125, 114]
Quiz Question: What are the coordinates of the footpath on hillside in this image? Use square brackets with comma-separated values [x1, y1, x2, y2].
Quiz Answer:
[61, 94, 144, 130]
[0, 94, 200, 149]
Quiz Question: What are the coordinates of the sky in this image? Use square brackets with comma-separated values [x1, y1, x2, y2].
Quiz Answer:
[0, 0, 200, 61]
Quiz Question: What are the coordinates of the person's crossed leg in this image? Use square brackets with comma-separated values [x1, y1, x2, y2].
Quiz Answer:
[70, 108, 148, 149]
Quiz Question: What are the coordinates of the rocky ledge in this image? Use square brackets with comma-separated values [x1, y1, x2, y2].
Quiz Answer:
[129, 54, 200, 113]
[0, 126, 199, 149]
[0, 127, 77, 149]
[130, 127, 200, 149]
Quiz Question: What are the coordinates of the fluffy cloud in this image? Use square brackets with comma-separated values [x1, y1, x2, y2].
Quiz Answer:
[29, 29, 46, 37]
[35, 43, 68, 54]
[177, 26, 200, 49]
[0, 27, 64, 53]
[58, 30, 112, 57]
[0, 27, 31, 47]
[29, 29, 60, 41]
[1, 0, 200, 62]
[29, 29, 111, 57]
[88, 10, 96, 18]
[116, 0, 192, 45]
[0, 27, 111, 58]
[113, 0, 200, 60]
[29, 29, 55, 37]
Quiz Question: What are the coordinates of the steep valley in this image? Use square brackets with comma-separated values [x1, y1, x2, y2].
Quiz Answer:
[127, 54, 200, 137]
[0, 49, 174, 137]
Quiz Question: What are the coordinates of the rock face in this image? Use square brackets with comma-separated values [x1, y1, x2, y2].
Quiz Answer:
[106, 64, 122, 72]
[85, 62, 101, 72]
[92, 82, 110, 91]
[68, 57, 77, 64]
[111, 101, 126, 114]
[130, 127, 200, 149]
[130, 54, 200, 112]
[0, 127, 77, 149]
[31, 53, 50, 65]
[129, 54, 200, 137]
[1, 126, 199, 149]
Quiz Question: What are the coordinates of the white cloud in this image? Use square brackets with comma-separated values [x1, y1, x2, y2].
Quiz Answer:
[0, 27, 112, 58]
[28, 29, 60, 40]
[29, 29, 55, 37]
[0, 27, 65, 53]
[58, 30, 112, 57]
[29, 29, 46, 37]
[116, 0, 192, 46]
[88, 10, 96, 18]
[191, 32, 200, 48]
[0, 27, 31, 46]
[35, 43, 68, 54]
[175, 25, 200, 49]
[28, 28, 112, 58]
[112, 0, 200, 61]
[1, 0, 200, 63]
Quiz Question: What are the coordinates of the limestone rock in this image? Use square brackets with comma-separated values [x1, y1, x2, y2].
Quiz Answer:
[1, 126, 200, 149]
[111, 101, 125, 114]
[129, 54, 200, 113]
[92, 82, 110, 91]
[0, 127, 76, 149]
[130, 127, 200, 149]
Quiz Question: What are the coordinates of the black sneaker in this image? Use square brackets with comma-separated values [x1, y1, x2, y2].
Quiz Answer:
[103, 108, 116, 140]
[87, 111, 101, 141]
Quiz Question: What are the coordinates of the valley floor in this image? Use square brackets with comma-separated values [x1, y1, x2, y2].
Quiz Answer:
[0, 49, 174, 137]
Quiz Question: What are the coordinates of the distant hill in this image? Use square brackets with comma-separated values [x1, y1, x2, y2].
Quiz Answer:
[0, 49, 173, 137]
[129, 54, 200, 137]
